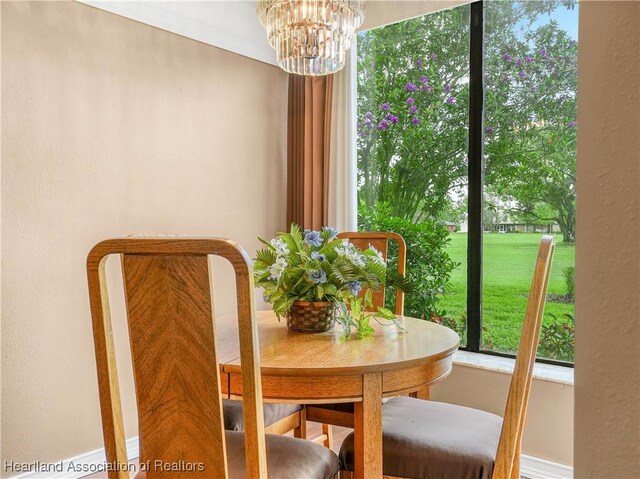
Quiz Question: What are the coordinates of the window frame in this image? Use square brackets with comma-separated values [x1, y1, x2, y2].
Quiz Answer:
[464, 0, 573, 368]
[353, 0, 575, 367]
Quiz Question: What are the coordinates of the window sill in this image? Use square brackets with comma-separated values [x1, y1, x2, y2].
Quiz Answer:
[452, 351, 574, 386]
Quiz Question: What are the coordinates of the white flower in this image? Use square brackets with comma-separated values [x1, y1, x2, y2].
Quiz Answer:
[269, 257, 288, 281]
[368, 244, 386, 265]
[270, 238, 290, 257]
[337, 243, 366, 267]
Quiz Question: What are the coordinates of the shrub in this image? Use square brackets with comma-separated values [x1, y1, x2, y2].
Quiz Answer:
[563, 266, 575, 298]
[538, 312, 574, 362]
[359, 203, 458, 319]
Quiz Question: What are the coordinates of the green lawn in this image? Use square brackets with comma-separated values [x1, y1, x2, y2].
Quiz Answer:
[439, 233, 575, 353]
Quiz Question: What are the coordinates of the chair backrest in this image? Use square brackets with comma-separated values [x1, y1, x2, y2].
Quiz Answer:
[86, 238, 267, 479]
[493, 235, 555, 479]
[337, 231, 406, 315]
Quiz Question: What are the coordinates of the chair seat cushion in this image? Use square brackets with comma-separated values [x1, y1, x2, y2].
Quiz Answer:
[339, 396, 502, 479]
[227, 431, 340, 479]
[309, 402, 355, 413]
[223, 399, 302, 431]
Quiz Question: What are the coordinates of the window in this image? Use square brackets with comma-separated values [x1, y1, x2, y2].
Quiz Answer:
[356, 0, 577, 364]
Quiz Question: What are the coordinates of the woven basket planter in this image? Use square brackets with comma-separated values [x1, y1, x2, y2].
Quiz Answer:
[287, 301, 337, 333]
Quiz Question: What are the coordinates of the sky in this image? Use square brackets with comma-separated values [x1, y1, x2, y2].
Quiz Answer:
[523, 2, 579, 40]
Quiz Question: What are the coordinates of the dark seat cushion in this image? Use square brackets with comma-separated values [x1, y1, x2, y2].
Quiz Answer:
[223, 399, 302, 431]
[308, 402, 355, 413]
[339, 396, 502, 479]
[227, 431, 340, 479]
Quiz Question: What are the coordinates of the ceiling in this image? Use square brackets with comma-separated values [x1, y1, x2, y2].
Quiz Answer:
[79, 1, 278, 65]
[79, 1, 469, 67]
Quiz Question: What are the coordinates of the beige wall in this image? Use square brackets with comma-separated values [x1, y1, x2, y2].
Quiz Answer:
[1, 1, 287, 473]
[432, 365, 574, 466]
[574, 2, 640, 478]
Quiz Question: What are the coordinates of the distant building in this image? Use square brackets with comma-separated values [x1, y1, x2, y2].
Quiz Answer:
[495, 222, 561, 234]
[443, 221, 458, 232]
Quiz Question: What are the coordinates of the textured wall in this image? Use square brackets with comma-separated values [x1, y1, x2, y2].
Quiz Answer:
[1, 1, 287, 473]
[574, 1, 640, 478]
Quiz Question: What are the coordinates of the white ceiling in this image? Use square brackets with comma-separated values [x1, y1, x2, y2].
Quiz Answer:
[79, 1, 469, 67]
[79, 1, 278, 65]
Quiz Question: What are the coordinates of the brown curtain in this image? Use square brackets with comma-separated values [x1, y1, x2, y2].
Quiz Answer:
[287, 74, 334, 230]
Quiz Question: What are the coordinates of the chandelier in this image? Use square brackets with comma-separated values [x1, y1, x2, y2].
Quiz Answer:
[257, 0, 365, 76]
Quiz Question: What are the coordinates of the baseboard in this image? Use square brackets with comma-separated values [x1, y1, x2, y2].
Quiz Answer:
[9, 437, 139, 479]
[9, 438, 572, 479]
[521, 454, 573, 479]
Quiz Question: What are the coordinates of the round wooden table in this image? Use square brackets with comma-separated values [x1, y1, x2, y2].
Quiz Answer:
[217, 310, 459, 479]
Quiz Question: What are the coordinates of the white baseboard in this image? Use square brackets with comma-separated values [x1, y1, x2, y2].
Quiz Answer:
[8, 437, 139, 479]
[521, 454, 573, 479]
[8, 437, 572, 479]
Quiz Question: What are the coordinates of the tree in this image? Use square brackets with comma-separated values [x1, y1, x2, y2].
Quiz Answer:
[356, 6, 470, 222]
[357, 1, 578, 242]
[483, 3, 578, 242]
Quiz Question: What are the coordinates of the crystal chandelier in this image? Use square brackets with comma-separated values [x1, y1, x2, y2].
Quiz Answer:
[257, 0, 364, 76]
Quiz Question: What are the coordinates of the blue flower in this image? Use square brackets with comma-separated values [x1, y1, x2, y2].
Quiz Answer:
[323, 226, 338, 240]
[307, 269, 327, 284]
[311, 251, 326, 262]
[348, 281, 362, 296]
[304, 230, 323, 247]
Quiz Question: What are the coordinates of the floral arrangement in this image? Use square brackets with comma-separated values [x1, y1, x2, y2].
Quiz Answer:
[253, 225, 405, 338]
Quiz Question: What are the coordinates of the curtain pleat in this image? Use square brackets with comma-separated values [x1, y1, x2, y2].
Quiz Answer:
[287, 74, 334, 230]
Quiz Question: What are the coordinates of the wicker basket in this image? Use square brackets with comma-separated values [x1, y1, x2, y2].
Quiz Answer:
[286, 301, 337, 333]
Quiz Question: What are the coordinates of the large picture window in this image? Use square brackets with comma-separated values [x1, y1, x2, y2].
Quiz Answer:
[356, 0, 577, 364]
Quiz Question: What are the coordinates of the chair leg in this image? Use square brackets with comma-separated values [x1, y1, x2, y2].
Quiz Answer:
[294, 409, 307, 439]
[510, 449, 521, 479]
[322, 423, 333, 449]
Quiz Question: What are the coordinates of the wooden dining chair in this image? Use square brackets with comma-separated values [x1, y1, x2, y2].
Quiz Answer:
[338, 235, 556, 479]
[336, 231, 407, 314]
[306, 231, 408, 448]
[126, 235, 307, 441]
[86, 237, 340, 479]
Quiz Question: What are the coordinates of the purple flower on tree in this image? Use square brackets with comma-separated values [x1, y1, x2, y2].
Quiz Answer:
[485, 126, 494, 134]
[518, 71, 526, 79]
[429, 52, 438, 60]
[419, 75, 429, 84]
[540, 48, 548, 59]
[525, 56, 534, 64]
[409, 105, 418, 114]
[378, 120, 390, 130]
[531, 85, 537, 92]
[568, 121, 577, 128]
[381, 102, 390, 111]
[443, 84, 451, 93]
[411, 117, 420, 125]
[364, 117, 372, 126]
[365, 111, 373, 119]
[386, 114, 399, 124]
[426, 85, 434, 93]
[516, 58, 523, 66]
[445, 95, 456, 105]
[502, 53, 513, 62]
[501, 74, 509, 82]
[406, 97, 415, 105]
[415, 59, 423, 67]
[405, 83, 419, 92]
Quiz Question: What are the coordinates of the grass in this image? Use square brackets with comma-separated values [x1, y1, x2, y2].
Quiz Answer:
[439, 232, 575, 354]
